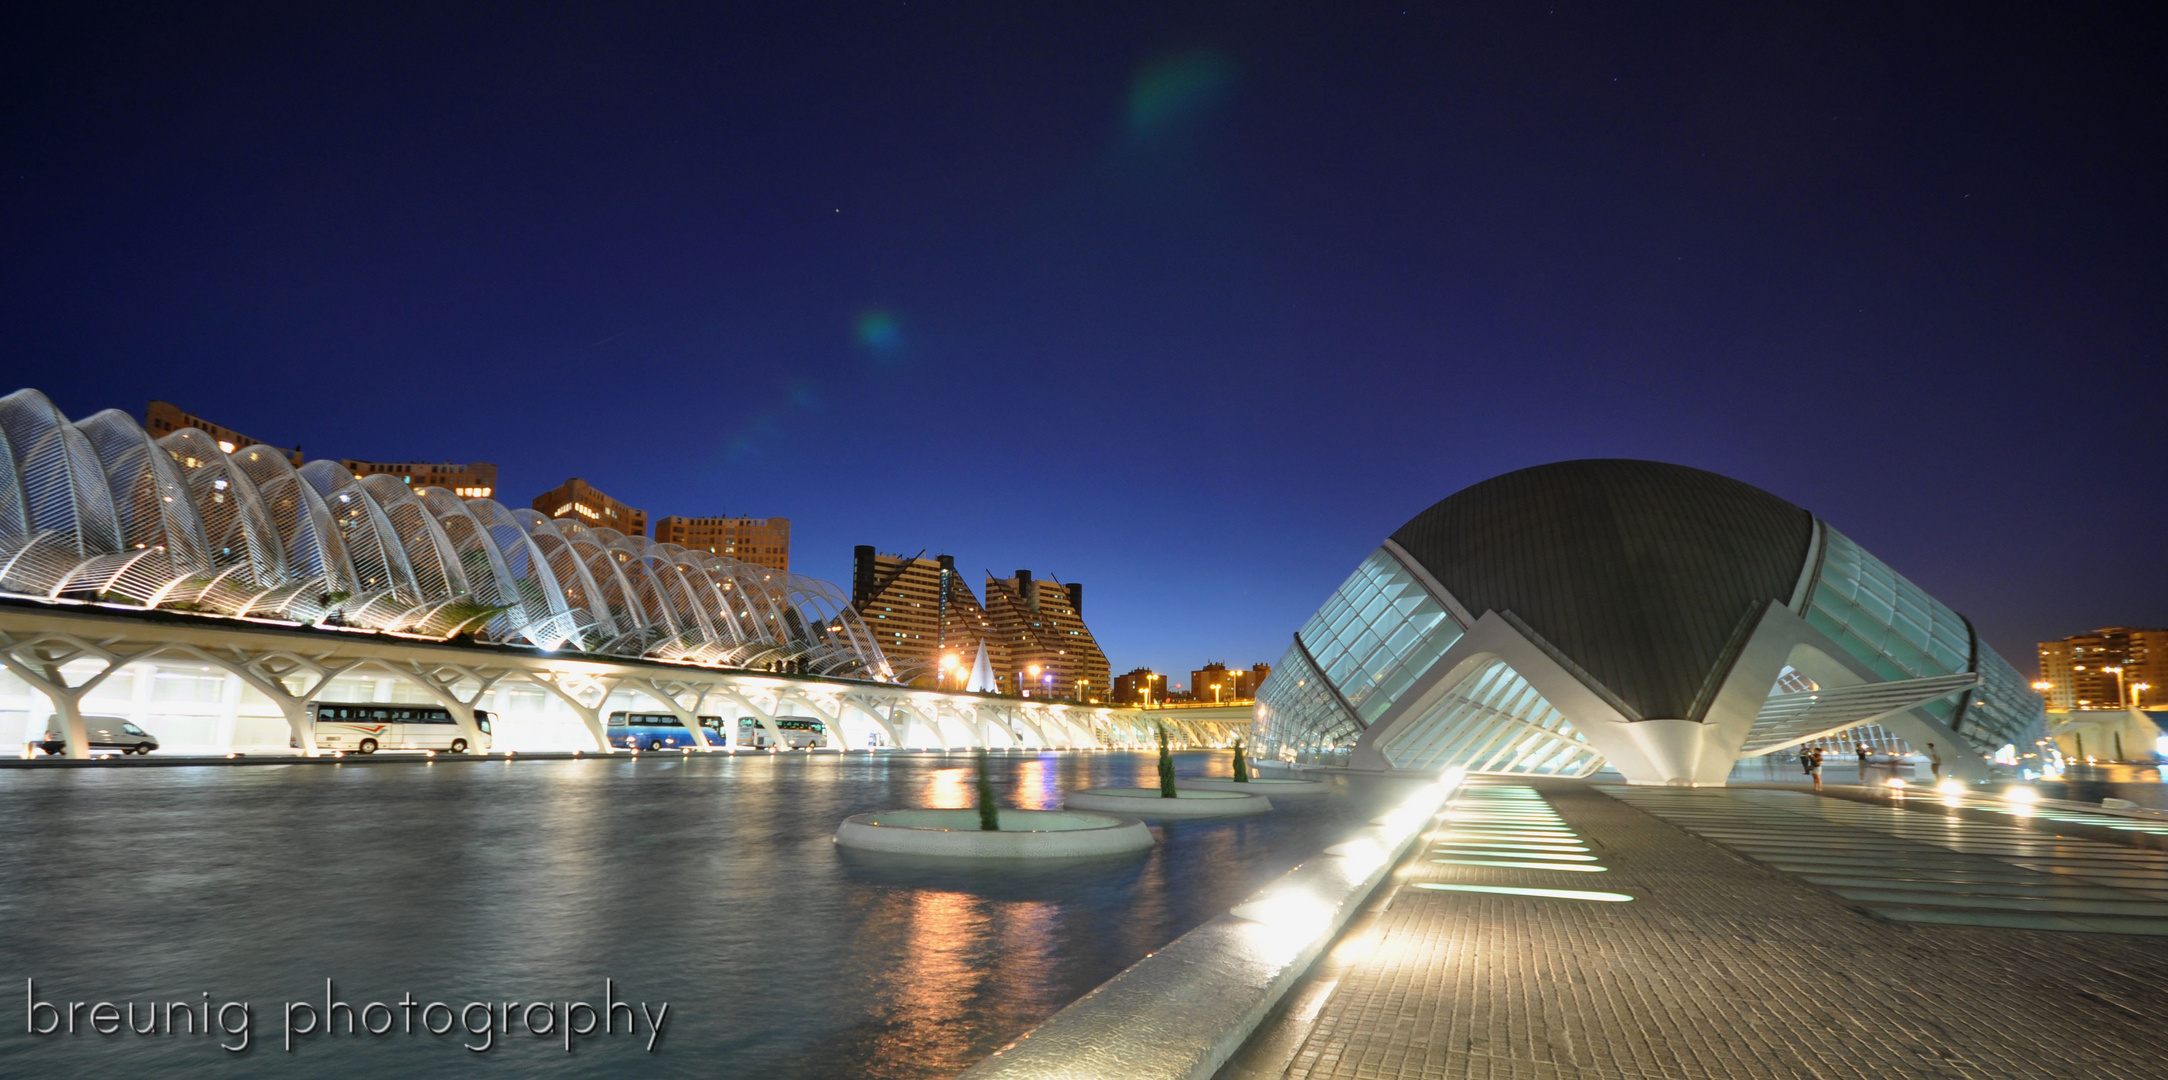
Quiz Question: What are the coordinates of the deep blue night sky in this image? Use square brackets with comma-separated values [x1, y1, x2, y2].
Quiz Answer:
[2, 3, 2161, 685]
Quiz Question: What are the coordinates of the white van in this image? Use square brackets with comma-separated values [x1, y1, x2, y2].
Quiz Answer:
[304, 703, 494, 754]
[37, 716, 159, 755]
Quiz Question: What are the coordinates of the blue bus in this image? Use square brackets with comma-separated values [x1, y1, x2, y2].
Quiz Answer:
[606, 712, 727, 751]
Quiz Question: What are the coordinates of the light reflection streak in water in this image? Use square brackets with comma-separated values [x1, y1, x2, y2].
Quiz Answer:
[926, 767, 972, 808]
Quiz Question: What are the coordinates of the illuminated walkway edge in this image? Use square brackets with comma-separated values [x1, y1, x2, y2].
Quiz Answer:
[956, 771, 1464, 1080]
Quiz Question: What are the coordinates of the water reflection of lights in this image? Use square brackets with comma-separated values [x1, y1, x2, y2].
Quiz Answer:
[1014, 756, 1056, 810]
[926, 768, 971, 808]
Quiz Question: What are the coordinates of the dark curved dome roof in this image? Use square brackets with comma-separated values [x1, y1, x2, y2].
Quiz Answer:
[1389, 460, 1814, 721]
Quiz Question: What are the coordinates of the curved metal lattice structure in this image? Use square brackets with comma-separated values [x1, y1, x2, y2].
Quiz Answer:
[0, 389, 891, 680]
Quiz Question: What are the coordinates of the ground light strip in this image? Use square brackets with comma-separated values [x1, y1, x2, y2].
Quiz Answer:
[1416, 883, 1633, 901]
[1430, 850, 1604, 858]
[1432, 858, 1610, 872]
[1427, 784, 1634, 901]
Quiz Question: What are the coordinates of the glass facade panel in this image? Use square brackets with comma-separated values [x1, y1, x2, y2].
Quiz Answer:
[1805, 527, 2044, 755]
[1379, 659, 1603, 777]
[1809, 529, 1968, 684]
[1295, 548, 1463, 723]
[1964, 640, 2049, 755]
[1252, 640, 1361, 766]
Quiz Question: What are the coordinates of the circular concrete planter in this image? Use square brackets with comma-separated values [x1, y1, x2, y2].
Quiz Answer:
[834, 808, 1154, 858]
[1065, 787, 1273, 817]
[1177, 777, 1331, 795]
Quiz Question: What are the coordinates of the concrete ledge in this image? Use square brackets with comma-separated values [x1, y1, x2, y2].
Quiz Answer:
[1179, 777, 1331, 795]
[835, 809, 1155, 858]
[1066, 787, 1273, 817]
[958, 771, 1463, 1080]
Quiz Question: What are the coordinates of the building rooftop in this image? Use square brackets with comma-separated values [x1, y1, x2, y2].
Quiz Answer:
[1389, 459, 1815, 721]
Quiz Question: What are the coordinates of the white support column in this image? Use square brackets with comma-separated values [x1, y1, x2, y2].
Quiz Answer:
[783, 690, 886, 752]
[951, 701, 993, 748]
[0, 633, 143, 759]
[160, 645, 364, 755]
[948, 701, 989, 748]
[528, 672, 620, 751]
[714, 685, 795, 751]
[1007, 705, 1052, 749]
[212, 666, 242, 754]
[890, 700, 950, 749]
[626, 677, 721, 750]
[838, 693, 905, 749]
[386, 661, 505, 753]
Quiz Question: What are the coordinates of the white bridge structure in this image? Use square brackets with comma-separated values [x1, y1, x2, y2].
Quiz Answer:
[0, 596, 1239, 757]
[0, 387, 1237, 757]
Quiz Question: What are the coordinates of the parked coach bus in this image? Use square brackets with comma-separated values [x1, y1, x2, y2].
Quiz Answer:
[302, 703, 494, 754]
[739, 716, 826, 749]
[606, 712, 728, 751]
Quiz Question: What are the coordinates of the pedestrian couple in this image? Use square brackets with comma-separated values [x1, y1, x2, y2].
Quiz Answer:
[1799, 745, 1824, 791]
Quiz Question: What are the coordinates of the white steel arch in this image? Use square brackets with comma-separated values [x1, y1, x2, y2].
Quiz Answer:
[0, 387, 894, 684]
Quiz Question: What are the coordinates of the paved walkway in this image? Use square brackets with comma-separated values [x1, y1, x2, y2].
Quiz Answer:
[1231, 780, 2168, 1080]
[1611, 785, 2168, 934]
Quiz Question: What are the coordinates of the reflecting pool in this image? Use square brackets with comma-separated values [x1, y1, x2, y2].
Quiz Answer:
[0, 750, 1409, 1078]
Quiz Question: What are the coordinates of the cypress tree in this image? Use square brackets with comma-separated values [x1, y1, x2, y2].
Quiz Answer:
[1233, 738, 1249, 782]
[1158, 724, 1177, 798]
[975, 747, 1000, 831]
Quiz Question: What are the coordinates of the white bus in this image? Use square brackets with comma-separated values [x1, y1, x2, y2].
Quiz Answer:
[304, 703, 494, 755]
[738, 716, 827, 749]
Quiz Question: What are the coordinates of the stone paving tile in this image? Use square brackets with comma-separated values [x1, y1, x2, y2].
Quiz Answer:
[1271, 781, 2168, 1080]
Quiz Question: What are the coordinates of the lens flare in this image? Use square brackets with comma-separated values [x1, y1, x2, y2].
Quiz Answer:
[856, 310, 902, 355]
[1128, 51, 1237, 135]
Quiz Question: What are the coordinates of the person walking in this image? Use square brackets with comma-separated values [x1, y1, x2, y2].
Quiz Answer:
[1857, 742, 1872, 785]
[1808, 746, 1824, 792]
[1925, 742, 1942, 779]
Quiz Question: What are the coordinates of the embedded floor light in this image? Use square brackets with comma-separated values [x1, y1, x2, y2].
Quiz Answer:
[1232, 888, 1335, 935]
[1417, 883, 1632, 902]
[1432, 858, 1609, 872]
[1433, 847, 1598, 860]
[1330, 930, 1380, 964]
[1326, 838, 1390, 875]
